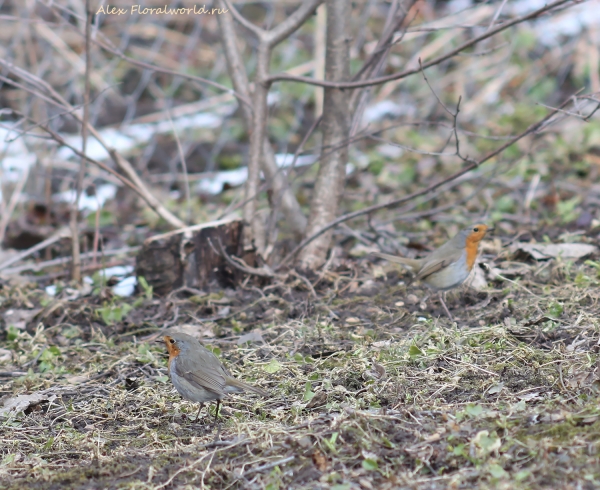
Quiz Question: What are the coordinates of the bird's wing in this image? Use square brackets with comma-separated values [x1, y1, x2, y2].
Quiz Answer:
[415, 258, 452, 281]
[415, 239, 464, 281]
[175, 349, 227, 396]
[371, 252, 421, 270]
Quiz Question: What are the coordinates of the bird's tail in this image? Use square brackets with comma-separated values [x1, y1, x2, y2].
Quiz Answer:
[371, 252, 421, 270]
[225, 377, 268, 397]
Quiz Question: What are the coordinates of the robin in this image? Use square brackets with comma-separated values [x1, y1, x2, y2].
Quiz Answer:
[371, 224, 492, 319]
[162, 332, 267, 422]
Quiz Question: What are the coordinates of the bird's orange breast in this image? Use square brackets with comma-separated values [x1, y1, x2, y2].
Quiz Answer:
[465, 240, 479, 271]
[163, 336, 181, 372]
[464, 227, 488, 270]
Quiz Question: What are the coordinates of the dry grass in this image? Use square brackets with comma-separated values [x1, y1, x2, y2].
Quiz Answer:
[2, 252, 600, 489]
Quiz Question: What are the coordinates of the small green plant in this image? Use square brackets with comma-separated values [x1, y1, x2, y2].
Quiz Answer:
[323, 432, 338, 454]
[362, 458, 379, 471]
[205, 345, 221, 356]
[96, 301, 132, 325]
[263, 359, 282, 374]
[303, 382, 315, 402]
[137, 276, 153, 300]
[556, 196, 581, 224]
[38, 346, 62, 372]
[136, 343, 157, 364]
[6, 325, 20, 341]
[408, 344, 424, 360]
[489, 463, 508, 479]
[86, 209, 116, 228]
[547, 302, 564, 318]
[465, 404, 485, 418]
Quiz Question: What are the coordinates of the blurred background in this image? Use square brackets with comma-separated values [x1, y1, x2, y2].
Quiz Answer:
[1, 0, 599, 272]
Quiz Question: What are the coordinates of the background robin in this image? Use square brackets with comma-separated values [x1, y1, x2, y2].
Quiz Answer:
[371, 224, 492, 319]
[162, 332, 267, 422]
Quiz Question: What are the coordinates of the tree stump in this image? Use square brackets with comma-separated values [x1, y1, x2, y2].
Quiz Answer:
[135, 218, 247, 296]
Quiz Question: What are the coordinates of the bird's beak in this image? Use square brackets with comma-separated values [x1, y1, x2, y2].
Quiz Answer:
[486, 226, 495, 234]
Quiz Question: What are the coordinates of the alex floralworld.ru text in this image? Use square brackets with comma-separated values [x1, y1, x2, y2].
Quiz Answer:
[96, 5, 229, 15]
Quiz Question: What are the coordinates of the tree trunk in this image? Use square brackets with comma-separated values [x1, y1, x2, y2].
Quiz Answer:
[298, 0, 349, 269]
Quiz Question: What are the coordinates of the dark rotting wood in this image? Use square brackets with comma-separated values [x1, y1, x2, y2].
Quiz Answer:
[135, 218, 247, 296]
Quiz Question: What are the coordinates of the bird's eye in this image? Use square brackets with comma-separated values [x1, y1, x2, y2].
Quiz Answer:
[473, 227, 479, 232]
[169, 339, 175, 344]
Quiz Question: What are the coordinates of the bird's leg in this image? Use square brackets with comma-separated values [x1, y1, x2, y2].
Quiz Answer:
[439, 291, 453, 321]
[214, 399, 221, 423]
[193, 403, 204, 423]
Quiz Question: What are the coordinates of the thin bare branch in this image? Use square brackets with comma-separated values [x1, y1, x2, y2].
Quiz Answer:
[222, 0, 266, 38]
[0, 160, 30, 245]
[350, 0, 418, 135]
[45, 1, 253, 111]
[0, 59, 186, 229]
[223, 0, 323, 47]
[244, 42, 270, 252]
[216, 0, 307, 236]
[418, 60, 473, 163]
[487, 0, 509, 31]
[267, 0, 574, 88]
[0, 227, 71, 272]
[267, 0, 323, 47]
[166, 107, 192, 225]
[143, 218, 241, 247]
[212, 238, 284, 280]
[0, 246, 138, 276]
[71, 0, 91, 283]
[278, 92, 581, 268]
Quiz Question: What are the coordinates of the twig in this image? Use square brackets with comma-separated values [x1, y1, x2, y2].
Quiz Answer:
[0, 156, 30, 244]
[92, 192, 101, 267]
[0, 60, 186, 229]
[242, 456, 296, 477]
[368, 135, 455, 156]
[215, 0, 308, 237]
[44, 1, 253, 111]
[289, 270, 318, 299]
[536, 100, 600, 121]
[211, 238, 284, 280]
[487, 0, 509, 31]
[0, 247, 138, 275]
[154, 439, 249, 489]
[558, 361, 569, 392]
[166, 105, 191, 225]
[24, 258, 133, 282]
[489, 270, 543, 299]
[349, 0, 418, 135]
[71, 0, 92, 283]
[276, 91, 580, 268]
[267, 0, 574, 88]
[313, 4, 326, 117]
[419, 59, 473, 163]
[0, 227, 71, 272]
[443, 357, 499, 377]
[221, 0, 323, 252]
[143, 217, 240, 245]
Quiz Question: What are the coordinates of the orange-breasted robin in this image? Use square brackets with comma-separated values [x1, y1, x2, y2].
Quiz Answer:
[371, 224, 492, 319]
[163, 332, 267, 422]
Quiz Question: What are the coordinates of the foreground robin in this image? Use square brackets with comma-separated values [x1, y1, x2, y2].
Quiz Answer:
[371, 224, 492, 319]
[162, 332, 267, 422]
